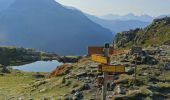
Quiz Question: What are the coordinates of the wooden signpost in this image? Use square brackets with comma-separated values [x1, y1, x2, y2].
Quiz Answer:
[91, 54, 109, 64]
[102, 65, 125, 73]
[88, 43, 126, 100]
[88, 46, 114, 55]
[88, 46, 129, 55]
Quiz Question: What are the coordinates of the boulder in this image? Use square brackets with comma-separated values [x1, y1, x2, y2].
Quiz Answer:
[73, 91, 83, 100]
[0, 66, 10, 73]
[126, 68, 134, 75]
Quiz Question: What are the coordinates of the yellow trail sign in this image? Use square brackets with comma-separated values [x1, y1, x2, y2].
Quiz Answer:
[102, 65, 125, 73]
[91, 54, 109, 64]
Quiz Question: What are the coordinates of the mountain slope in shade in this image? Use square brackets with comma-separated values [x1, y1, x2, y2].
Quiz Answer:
[0, 0, 113, 55]
[0, 0, 15, 12]
[86, 14, 149, 33]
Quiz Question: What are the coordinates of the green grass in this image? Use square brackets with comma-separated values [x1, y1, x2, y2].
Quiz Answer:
[28, 77, 84, 99]
[0, 70, 38, 99]
[0, 70, 84, 99]
[115, 17, 170, 48]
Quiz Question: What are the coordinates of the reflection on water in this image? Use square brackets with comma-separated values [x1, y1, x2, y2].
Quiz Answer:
[13, 60, 62, 72]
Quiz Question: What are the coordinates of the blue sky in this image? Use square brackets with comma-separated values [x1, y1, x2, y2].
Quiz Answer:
[56, 0, 170, 17]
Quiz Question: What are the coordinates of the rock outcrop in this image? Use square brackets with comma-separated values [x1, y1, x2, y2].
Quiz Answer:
[114, 29, 140, 48]
[114, 17, 170, 48]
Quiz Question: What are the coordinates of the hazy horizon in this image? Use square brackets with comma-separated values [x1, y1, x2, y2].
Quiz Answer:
[56, 0, 170, 17]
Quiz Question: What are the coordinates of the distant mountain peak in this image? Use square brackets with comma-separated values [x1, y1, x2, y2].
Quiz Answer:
[86, 13, 149, 33]
[14, 0, 55, 3]
[126, 13, 135, 16]
[10, 0, 62, 8]
[100, 13, 153, 22]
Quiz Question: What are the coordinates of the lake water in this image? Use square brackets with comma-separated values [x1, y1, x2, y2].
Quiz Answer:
[13, 60, 62, 72]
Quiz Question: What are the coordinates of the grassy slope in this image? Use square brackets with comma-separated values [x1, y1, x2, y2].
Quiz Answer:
[0, 70, 37, 99]
[139, 18, 170, 46]
[115, 17, 170, 48]
[0, 61, 86, 99]
[0, 57, 170, 99]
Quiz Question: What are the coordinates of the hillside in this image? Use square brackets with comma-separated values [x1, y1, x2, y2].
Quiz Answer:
[0, 46, 60, 66]
[1, 53, 170, 99]
[114, 17, 170, 48]
[0, 0, 112, 55]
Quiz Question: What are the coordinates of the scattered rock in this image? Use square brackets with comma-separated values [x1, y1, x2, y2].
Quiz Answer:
[76, 72, 87, 78]
[143, 72, 148, 76]
[32, 73, 45, 78]
[115, 85, 126, 94]
[73, 91, 83, 99]
[61, 56, 82, 63]
[63, 94, 73, 100]
[126, 68, 134, 75]
[32, 80, 47, 88]
[39, 88, 46, 93]
[0, 73, 4, 76]
[0, 66, 10, 73]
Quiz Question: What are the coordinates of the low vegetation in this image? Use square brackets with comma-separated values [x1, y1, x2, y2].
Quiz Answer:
[0, 46, 60, 66]
[114, 17, 170, 48]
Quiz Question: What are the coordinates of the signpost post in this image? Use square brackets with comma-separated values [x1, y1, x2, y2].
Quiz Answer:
[88, 43, 126, 100]
[134, 54, 137, 84]
[131, 47, 142, 85]
[102, 43, 110, 100]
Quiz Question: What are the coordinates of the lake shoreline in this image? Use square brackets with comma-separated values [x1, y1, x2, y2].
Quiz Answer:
[12, 60, 63, 72]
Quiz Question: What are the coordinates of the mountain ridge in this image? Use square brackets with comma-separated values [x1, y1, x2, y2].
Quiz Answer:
[100, 13, 154, 22]
[86, 14, 149, 33]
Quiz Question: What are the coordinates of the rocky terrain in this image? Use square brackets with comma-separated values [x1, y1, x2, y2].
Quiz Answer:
[0, 44, 170, 100]
[114, 17, 170, 48]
